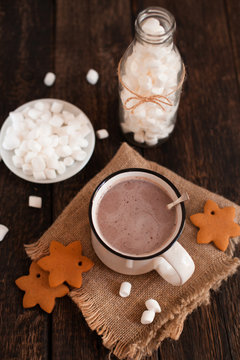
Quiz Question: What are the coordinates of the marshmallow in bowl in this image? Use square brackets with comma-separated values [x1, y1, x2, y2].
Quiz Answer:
[2, 100, 92, 181]
[0, 224, 9, 242]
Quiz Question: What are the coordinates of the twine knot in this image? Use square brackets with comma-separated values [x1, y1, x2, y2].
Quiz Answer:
[118, 59, 185, 113]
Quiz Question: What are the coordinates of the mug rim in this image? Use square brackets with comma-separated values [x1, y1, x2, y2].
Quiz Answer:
[89, 168, 186, 260]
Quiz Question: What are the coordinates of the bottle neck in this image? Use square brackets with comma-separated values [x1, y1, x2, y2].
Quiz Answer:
[135, 7, 176, 46]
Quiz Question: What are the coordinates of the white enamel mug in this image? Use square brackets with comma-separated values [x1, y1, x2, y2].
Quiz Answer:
[89, 169, 195, 286]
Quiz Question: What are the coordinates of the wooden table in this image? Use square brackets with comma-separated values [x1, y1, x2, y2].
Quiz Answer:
[0, 1, 239, 359]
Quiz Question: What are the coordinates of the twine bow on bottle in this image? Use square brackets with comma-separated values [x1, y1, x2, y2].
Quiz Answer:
[117, 58, 186, 112]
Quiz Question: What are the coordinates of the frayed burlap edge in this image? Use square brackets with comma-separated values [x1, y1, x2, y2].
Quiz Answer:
[25, 241, 240, 360]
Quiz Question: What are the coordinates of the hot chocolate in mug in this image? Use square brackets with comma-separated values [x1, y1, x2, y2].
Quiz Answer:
[89, 169, 195, 286]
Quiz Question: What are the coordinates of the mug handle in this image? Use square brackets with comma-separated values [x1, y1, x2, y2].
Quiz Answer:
[154, 241, 195, 286]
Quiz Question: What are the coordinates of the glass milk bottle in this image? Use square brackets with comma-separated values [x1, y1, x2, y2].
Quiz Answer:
[118, 7, 185, 147]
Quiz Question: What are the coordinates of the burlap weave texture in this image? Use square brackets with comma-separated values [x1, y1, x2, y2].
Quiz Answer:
[25, 143, 240, 360]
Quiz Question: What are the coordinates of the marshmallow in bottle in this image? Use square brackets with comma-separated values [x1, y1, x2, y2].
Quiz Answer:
[118, 7, 184, 147]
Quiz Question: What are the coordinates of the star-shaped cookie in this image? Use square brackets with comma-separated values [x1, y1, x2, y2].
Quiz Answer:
[190, 200, 240, 251]
[37, 240, 94, 288]
[15, 262, 69, 313]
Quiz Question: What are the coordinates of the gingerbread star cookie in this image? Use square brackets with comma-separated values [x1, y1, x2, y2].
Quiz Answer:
[15, 262, 69, 313]
[190, 200, 240, 251]
[37, 240, 94, 288]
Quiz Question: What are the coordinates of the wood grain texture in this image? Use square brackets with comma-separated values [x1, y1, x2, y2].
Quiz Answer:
[132, 0, 240, 359]
[0, 1, 53, 359]
[51, 1, 133, 359]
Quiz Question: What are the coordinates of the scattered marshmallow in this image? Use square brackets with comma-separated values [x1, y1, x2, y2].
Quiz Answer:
[145, 299, 161, 313]
[96, 129, 109, 140]
[119, 282, 132, 298]
[141, 310, 155, 325]
[28, 195, 42, 208]
[43, 72, 56, 87]
[86, 69, 99, 85]
[3, 100, 92, 181]
[141, 299, 161, 325]
[0, 224, 9, 242]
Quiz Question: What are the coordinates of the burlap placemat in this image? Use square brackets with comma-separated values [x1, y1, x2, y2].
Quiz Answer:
[25, 143, 240, 360]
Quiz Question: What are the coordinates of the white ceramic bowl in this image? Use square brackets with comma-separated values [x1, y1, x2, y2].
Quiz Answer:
[0, 99, 95, 184]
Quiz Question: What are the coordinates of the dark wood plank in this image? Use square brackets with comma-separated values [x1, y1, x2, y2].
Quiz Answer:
[225, 0, 240, 85]
[0, 1, 54, 359]
[51, 1, 133, 359]
[132, 1, 240, 359]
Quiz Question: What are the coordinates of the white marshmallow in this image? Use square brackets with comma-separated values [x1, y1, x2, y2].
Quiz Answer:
[40, 111, 51, 122]
[12, 155, 24, 168]
[51, 101, 63, 114]
[144, 135, 158, 146]
[24, 151, 37, 164]
[50, 114, 64, 127]
[78, 137, 88, 148]
[27, 128, 40, 140]
[45, 153, 59, 169]
[0, 224, 9, 242]
[141, 310, 155, 325]
[27, 140, 41, 153]
[72, 149, 87, 161]
[9, 111, 24, 123]
[34, 101, 49, 112]
[31, 156, 46, 172]
[59, 135, 68, 146]
[96, 129, 109, 140]
[38, 135, 52, 148]
[145, 299, 161, 313]
[28, 195, 42, 208]
[45, 168, 57, 180]
[134, 131, 144, 144]
[50, 135, 59, 147]
[142, 18, 165, 35]
[33, 171, 46, 180]
[55, 145, 72, 158]
[3, 133, 20, 150]
[86, 69, 99, 85]
[22, 163, 33, 176]
[39, 123, 52, 137]
[75, 113, 90, 126]
[62, 111, 75, 124]
[79, 124, 91, 137]
[28, 108, 41, 120]
[43, 72, 56, 87]
[63, 156, 74, 167]
[57, 161, 66, 175]
[25, 119, 36, 130]
[119, 282, 132, 297]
